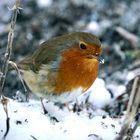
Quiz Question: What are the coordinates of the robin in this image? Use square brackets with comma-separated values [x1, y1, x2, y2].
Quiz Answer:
[18, 32, 103, 113]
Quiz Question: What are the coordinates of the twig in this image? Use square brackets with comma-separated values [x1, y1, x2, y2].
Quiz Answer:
[0, 0, 21, 98]
[116, 76, 140, 140]
[9, 61, 29, 101]
[0, 0, 21, 139]
[30, 135, 38, 140]
[1, 98, 10, 139]
[115, 26, 139, 48]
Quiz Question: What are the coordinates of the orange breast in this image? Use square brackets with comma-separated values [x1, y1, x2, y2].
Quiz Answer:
[54, 47, 99, 94]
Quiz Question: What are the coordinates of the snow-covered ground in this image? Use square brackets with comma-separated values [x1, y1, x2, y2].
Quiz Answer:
[0, 78, 140, 140]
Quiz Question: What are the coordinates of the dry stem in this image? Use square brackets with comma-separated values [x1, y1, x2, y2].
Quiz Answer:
[0, 0, 21, 98]
[0, 0, 21, 139]
[116, 76, 140, 140]
[9, 61, 29, 101]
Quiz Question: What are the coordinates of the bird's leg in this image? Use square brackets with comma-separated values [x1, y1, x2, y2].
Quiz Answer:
[59, 102, 81, 112]
[40, 97, 48, 114]
[73, 102, 82, 113]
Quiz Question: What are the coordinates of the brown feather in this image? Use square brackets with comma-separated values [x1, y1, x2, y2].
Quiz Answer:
[18, 32, 102, 99]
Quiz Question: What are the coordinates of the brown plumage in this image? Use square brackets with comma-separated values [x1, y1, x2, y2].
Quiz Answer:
[18, 32, 102, 103]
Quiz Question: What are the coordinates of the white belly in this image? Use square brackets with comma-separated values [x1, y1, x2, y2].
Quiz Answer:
[43, 87, 84, 103]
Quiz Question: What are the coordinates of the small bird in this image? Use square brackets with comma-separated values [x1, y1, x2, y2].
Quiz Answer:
[18, 32, 103, 112]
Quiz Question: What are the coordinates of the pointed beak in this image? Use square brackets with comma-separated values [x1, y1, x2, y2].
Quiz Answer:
[87, 54, 104, 64]
[98, 56, 104, 64]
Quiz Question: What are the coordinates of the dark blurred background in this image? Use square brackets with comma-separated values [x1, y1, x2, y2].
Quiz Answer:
[0, 0, 140, 99]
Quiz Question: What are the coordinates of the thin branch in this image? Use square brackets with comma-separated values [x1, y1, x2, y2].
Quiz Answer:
[0, 0, 21, 98]
[0, 0, 21, 139]
[1, 97, 10, 139]
[9, 61, 29, 101]
[116, 76, 140, 140]
[115, 26, 139, 48]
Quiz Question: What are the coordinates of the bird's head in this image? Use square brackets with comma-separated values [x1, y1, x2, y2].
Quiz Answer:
[61, 32, 104, 64]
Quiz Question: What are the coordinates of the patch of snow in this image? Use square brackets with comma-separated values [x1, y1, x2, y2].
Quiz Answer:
[86, 21, 101, 36]
[107, 84, 126, 98]
[0, 99, 122, 140]
[0, 78, 139, 140]
[37, 0, 52, 8]
[87, 78, 112, 108]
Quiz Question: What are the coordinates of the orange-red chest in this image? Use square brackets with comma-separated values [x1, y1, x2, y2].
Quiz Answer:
[54, 48, 99, 94]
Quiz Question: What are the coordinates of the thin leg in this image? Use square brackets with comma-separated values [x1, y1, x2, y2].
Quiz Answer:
[40, 97, 48, 114]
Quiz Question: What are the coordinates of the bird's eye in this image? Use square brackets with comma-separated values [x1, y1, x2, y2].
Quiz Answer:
[95, 53, 99, 56]
[79, 42, 87, 49]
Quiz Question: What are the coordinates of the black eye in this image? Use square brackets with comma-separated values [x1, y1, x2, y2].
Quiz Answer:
[95, 53, 99, 56]
[79, 43, 87, 49]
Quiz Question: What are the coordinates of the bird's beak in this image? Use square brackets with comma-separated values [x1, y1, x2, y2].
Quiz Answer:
[98, 56, 104, 64]
[87, 54, 104, 64]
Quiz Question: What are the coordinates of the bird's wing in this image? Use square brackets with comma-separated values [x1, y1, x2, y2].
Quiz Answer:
[18, 33, 77, 72]
[18, 38, 65, 73]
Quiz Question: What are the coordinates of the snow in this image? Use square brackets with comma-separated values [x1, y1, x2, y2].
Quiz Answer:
[37, 0, 52, 8]
[85, 20, 112, 36]
[86, 21, 100, 36]
[0, 100, 120, 140]
[0, 78, 140, 140]
[87, 78, 112, 108]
